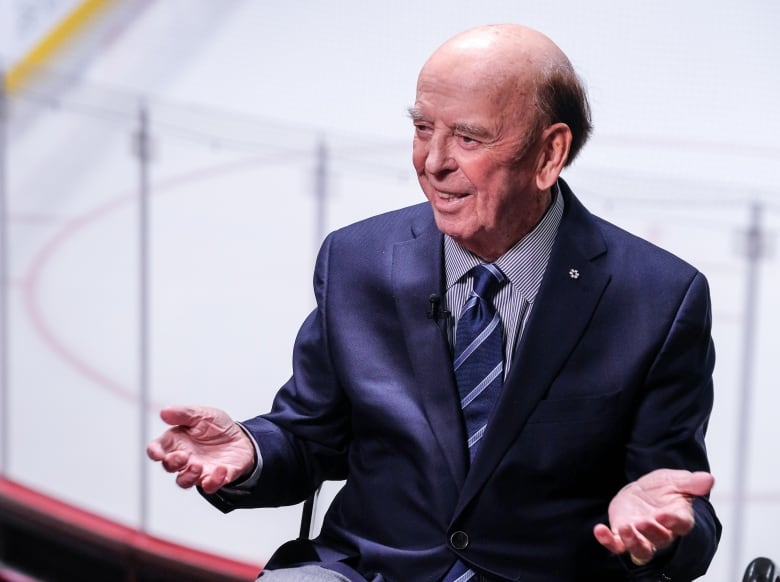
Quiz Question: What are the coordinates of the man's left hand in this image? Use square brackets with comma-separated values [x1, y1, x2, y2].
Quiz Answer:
[593, 469, 715, 565]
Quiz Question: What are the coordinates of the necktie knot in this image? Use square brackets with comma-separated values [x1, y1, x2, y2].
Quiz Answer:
[471, 263, 505, 301]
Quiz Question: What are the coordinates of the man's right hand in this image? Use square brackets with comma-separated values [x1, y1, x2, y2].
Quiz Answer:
[146, 405, 256, 494]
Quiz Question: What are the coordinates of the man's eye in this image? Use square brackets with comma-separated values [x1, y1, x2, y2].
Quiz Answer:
[459, 135, 479, 145]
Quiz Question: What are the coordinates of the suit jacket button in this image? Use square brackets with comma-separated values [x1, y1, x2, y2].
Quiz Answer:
[450, 531, 469, 550]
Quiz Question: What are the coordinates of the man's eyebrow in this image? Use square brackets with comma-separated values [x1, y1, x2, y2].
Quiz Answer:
[408, 109, 492, 137]
[453, 122, 492, 139]
[407, 108, 425, 121]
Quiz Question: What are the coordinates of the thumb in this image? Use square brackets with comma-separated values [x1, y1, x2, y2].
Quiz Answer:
[678, 471, 714, 497]
[159, 405, 202, 428]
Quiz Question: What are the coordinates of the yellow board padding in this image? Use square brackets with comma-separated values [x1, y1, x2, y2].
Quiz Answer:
[4, 0, 115, 93]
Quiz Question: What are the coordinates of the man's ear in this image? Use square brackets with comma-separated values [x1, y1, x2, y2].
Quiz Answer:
[535, 123, 572, 190]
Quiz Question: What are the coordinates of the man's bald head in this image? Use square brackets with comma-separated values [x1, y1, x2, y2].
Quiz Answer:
[427, 24, 567, 76]
[419, 24, 592, 165]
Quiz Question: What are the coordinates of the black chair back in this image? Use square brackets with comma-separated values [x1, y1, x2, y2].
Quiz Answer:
[744, 557, 778, 582]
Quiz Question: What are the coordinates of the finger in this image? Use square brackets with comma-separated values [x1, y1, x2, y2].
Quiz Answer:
[161, 451, 190, 473]
[175, 462, 204, 489]
[629, 553, 653, 567]
[634, 519, 674, 550]
[200, 465, 230, 495]
[657, 509, 696, 536]
[146, 439, 166, 461]
[593, 524, 624, 555]
[146, 426, 183, 458]
[160, 405, 203, 428]
[619, 524, 656, 563]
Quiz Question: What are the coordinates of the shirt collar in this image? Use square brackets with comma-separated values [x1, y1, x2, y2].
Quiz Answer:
[444, 181, 564, 302]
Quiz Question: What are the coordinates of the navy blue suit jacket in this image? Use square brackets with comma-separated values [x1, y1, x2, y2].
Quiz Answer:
[207, 181, 720, 581]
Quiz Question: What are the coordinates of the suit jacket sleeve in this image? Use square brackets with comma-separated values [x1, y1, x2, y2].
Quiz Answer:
[618, 270, 720, 580]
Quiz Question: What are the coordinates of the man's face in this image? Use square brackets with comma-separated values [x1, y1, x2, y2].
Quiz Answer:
[411, 62, 545, 261]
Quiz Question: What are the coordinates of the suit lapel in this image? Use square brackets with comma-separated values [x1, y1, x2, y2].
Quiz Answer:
[392, 217, 469, 489]
[455, 185, 612, 514]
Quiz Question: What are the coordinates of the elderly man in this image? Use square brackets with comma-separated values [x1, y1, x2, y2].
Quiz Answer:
[148, 24, 720, 581]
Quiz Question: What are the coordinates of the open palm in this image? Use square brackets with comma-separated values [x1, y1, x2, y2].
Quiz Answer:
[593, 469, 714, 564]
[146, 405, 255, 494]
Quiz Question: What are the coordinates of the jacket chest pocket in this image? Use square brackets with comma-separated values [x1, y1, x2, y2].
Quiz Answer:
[516, 390, 625, 478]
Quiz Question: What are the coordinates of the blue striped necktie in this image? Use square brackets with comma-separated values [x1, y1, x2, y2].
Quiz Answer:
[454, 263, 506, 462]
[442, 264, 505, 582]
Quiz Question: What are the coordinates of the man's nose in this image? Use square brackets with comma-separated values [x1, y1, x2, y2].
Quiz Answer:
[424, 134, 457, 174]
